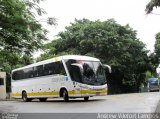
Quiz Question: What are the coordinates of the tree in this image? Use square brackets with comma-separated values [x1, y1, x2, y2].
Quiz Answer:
[0, 0, 41, 70]
[153, 32, 160, 74]
[145, 0, 160, 78]
[0, 0, 56, 92]
[39, 19, 150, 94]
[0, 0, 57, 70]
[155, 33, 160, 58]
[146, 0, 160, 14]
[1, 0, 51, 54]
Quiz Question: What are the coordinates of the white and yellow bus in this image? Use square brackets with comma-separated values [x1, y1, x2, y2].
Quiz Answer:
[11, 55, 111, 102]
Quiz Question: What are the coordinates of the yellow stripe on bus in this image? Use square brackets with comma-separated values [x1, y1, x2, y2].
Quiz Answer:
[11, 89, 107, 97]
[80, 89, 107, 94]
[28, 92, 59, 96]
[11, 90, 76, 97]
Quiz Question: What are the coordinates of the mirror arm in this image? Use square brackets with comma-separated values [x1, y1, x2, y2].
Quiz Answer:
[103, 64, 111, 73]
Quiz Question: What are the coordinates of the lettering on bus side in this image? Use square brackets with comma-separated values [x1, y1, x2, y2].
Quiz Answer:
[52, 77, 64, 82]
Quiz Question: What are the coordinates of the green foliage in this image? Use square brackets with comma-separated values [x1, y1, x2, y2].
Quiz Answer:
[145, 71, 153, 85]
[146, 0, 160, 14]
[40, 18, 151, 93]
[155, 33, 160, 59]
[0, 0, 56, 92]
[151, 32, 160, 78]
[147, 53, 159, 76]
[0, 0, 48, 55]
[0, 0, 56, 72]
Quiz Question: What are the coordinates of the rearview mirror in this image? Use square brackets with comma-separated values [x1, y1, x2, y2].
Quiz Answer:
[103, 64, 111, 73]
[71, 63, 83, 74]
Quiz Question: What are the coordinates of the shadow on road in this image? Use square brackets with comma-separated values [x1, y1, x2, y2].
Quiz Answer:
[47, 99, 105, 103]
[17, 98, 106, 103]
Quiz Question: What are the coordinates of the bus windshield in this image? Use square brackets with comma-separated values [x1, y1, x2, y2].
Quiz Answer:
[148, 78, 159, 86]
[65, 59, 106, 85]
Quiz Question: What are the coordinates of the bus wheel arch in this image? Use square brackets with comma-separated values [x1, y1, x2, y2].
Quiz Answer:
[60, 88, 69, 102]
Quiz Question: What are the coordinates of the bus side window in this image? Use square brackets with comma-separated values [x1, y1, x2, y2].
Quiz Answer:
[12, 70, 24, 80]
[44, 63, 55, 76]
[28, 67, 34, 78]
[12, 71, 19, 80]
[34, 65, 43, 77]
[23, 67, 34, 79]
[54, 61, 66, 75]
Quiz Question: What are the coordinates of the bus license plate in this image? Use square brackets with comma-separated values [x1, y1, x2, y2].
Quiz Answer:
[96, 92, 100, 95]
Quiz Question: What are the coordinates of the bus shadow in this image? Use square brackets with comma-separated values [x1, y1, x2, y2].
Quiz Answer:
[46, 99, 106, 103]
[19, 98, 106, 103]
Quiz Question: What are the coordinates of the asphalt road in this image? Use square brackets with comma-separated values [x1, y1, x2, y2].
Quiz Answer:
[0, 92, 160, 113]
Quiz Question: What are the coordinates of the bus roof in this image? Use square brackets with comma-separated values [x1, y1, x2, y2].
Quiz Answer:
[148, 78, 158, 81]
[12, 55, 100, 72]
[62, 55, 99, 61]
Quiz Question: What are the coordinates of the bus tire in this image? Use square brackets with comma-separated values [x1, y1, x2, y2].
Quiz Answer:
[63, 90, 69, 102]
[22, 91, 31, 102]
[39, 98, 47, 102]
[84, 97, 89, 101]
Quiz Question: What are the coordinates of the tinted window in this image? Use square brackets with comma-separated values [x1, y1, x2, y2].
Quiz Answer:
[23, 67, 34, 79]
[12, 70, 24, 80]
[12, 72, 17, 80]
[54, 61, 66, 75]
[44, 63, 54, 75]
[70, 65, 82, 82]
[65, 59, 82, 82]
[148, 78, 159, 86]
[0, 78, 4, 85]
[34, 65, 43, 77]
[12, 61, 66, 80]
[92, 62, 106, 84]
[83, 62, 95, 79]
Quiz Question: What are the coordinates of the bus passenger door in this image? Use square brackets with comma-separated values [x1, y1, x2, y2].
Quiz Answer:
[70, 65, 82, 97]
[66, 60, 84, 97]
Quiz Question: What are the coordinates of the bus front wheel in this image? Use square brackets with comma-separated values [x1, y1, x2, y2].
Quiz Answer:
[22, 91, 32, 102]
[63, 90, 69, 102]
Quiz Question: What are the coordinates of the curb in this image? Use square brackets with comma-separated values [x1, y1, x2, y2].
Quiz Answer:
[0, 98, 21, 101]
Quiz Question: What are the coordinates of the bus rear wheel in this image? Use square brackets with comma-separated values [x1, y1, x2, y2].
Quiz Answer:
[63, 90, 69, 102]
[22, 91, 32, 102]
